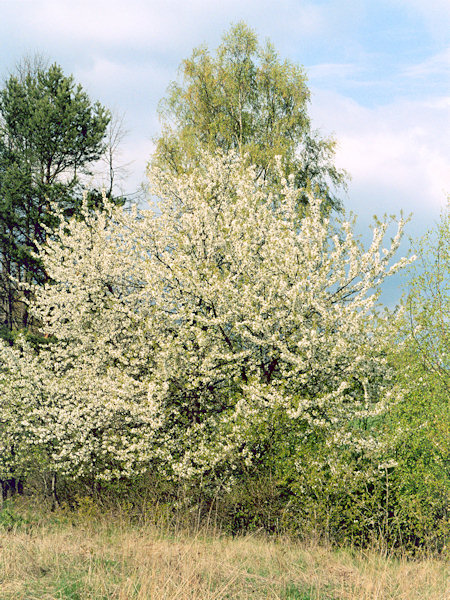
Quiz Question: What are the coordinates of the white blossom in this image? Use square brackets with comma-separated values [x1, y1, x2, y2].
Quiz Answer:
[0, 151, 412, 482]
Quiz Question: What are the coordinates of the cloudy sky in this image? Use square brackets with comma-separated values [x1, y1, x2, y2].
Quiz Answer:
[1, 0, 449, 302]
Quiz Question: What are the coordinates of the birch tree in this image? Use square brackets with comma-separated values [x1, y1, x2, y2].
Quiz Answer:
[153, 22, 346, 214]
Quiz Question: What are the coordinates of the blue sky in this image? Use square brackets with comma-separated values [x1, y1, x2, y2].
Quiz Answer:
[1, 0, 449, 303]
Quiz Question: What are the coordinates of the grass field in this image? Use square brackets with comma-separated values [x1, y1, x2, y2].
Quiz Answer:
[0, 501, 448, 600]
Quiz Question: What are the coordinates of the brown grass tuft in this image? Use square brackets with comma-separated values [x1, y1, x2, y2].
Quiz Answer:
[0, 505, 447, 599]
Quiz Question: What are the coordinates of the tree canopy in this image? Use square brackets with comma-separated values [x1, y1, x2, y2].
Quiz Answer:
[0, 60, 110, 334]
[383, 202, 450, 549]
[153, 22, 346, 214]
[0, 151, 410, 484]
[404, 200, 449, 388]
[0, 34, 445, 552]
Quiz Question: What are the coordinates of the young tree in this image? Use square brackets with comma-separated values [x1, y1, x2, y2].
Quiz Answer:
[153, 22, 346, 214]
[405, 200, 449, 387]
[383, 201, 449, 549]
[0, 151, 411, 489]
[0, 200, 158, 487]
[0, 60, 110, 334]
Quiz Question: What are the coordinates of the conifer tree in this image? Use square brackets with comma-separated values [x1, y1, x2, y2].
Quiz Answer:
[0, 60, 110, 335]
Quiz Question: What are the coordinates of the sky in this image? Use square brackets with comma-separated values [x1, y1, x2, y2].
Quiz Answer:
[1, 0, 449, 303]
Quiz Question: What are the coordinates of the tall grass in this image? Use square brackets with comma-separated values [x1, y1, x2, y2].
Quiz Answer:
[0, 500, 447, 600]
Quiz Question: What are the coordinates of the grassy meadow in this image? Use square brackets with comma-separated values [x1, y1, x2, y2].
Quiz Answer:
[0, 499, 448, 600]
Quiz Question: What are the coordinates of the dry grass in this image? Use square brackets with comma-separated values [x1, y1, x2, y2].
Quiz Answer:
[0, 504, 448, 599]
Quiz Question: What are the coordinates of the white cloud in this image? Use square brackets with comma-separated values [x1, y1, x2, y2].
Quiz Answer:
[73, 57, 171, 99]
[284, 3, 329, 37]
[23, 0, 188, 46]
[306, 62, 363, 81]
[392, 0, 450, 39]
[310, 89, 450, 217]
[8, 0, 364, 58]
[11, 0, 294, 49]
[3, 0, 448, 224]
[403, 47, 450, 78]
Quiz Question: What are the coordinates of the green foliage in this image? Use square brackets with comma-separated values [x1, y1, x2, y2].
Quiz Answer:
[404, 200, 449, 386]
[281, 584, 316, 600]
[381, 201, 449, 552]
[0, 59, 110, 332]
[0, 504, 31, 531]
[0, 63, 109, 180]
[275, 203, 449, 553]
[153, 22, 346, 214]
[0, 324, 55, 348]
[0, 40, 446, 557]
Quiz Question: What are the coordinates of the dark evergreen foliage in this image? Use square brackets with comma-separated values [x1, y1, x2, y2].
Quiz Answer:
[0, 61, 110, 333]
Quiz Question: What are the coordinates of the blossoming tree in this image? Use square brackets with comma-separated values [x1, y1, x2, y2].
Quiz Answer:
[0, 151, 411, 486]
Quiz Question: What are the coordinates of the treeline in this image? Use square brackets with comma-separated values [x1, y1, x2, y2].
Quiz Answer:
[0, 24, 448, 554]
